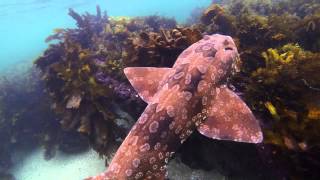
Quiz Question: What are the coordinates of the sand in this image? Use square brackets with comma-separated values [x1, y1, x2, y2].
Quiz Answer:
[11, 148, 105, 180]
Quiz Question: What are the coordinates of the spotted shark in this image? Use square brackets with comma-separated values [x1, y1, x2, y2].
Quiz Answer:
[88, 34, 263, 180]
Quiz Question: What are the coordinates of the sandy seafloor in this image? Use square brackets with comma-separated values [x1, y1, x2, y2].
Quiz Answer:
[0, 0, 224, 179]
[10, 146, 225, 180]
[10, 148, 106, 180]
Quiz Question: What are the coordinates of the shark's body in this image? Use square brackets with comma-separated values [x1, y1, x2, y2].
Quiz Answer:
[88, 34, 263, 180]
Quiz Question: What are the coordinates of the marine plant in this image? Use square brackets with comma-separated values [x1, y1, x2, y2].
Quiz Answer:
[186, 1, 320, 178]
[241, 44, 320, 178]
[36, 7, 138, 154]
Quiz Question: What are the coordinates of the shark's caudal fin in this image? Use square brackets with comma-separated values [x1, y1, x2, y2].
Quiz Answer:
[197, 87, 263, 143]
[124, 67, 173, 103]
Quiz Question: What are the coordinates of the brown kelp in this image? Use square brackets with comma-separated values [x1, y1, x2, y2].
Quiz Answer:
[34, 1, 320, 179]
[240, 44, 320, 179]
[35, 6, 202, 155]
[36, 7, 140, 154]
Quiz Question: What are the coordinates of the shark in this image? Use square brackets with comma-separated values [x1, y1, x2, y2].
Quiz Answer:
[87, 34, 263, 180]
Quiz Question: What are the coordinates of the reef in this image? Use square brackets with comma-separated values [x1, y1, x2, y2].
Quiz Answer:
[32, 1, 320, 179]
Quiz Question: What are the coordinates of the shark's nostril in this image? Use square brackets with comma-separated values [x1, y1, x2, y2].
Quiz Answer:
[225, 47, 233, 51]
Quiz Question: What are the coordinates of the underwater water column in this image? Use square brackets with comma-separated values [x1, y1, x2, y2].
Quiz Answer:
[0, 0, 211, 72]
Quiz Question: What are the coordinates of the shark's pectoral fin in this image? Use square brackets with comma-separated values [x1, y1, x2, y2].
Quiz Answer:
[124, 67, 173, 103]
[197, 86, 263, 143]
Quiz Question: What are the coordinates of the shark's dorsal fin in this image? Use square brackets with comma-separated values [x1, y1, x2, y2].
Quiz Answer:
[197, 86, 263, 143]
[124, 67, 173, 103]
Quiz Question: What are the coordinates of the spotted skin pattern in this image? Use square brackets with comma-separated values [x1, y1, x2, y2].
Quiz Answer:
[87, 34, 263, 180]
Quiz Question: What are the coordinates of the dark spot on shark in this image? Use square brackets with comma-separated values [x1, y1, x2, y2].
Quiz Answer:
[162, 127, 182, 153]
[223, 39, 230, 46]
[191, 99, 204, 116]
[181, 68, 202, 93]
[167, 65, 188, 88]
[203, 48, 217, 58]
[148, 112, 174, 147]
[194, 42, 217, 58]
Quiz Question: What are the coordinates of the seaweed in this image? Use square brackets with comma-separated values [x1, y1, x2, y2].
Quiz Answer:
[246, 44, 320, 148]
[207, 2, 320, 176]
[195, 1, 320, 178]
[34, 6, 202, 154]
[241, 44, 320, 177]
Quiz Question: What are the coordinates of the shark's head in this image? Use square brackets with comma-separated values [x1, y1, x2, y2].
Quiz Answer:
[211, 34, 240, 72]
[197, 34, 241, 75]
[176, 34, 241, 83]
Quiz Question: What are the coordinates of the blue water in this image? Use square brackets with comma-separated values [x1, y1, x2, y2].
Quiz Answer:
[0, 0, 211, 72]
